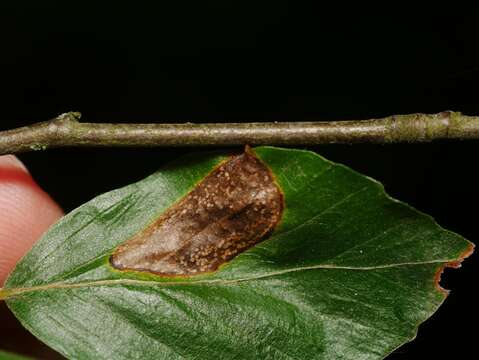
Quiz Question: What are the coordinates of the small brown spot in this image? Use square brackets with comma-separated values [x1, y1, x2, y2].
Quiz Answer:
[110, 149, 283, 276]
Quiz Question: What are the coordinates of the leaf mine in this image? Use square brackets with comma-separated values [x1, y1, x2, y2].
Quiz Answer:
[110, 150, 283, 276]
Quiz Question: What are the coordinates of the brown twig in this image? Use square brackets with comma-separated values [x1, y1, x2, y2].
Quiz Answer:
[1, 111, 479, 155]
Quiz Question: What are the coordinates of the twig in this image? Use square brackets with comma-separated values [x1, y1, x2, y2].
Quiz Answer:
[1, 111, 479, 155]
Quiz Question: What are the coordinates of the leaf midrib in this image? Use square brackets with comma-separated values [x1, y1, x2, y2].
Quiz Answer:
[0, 259, 451, 300]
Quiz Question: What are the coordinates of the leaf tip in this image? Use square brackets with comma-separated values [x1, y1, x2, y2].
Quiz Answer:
[434, 242, 475, 295]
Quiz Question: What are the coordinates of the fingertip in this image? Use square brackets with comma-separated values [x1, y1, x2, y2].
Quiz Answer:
[0, 155, 63, 285]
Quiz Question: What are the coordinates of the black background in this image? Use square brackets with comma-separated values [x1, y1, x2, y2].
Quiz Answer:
[0, 3, 477, 359]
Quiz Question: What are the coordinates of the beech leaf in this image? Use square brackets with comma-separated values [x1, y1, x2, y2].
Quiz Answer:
[1, 147, 473, 359]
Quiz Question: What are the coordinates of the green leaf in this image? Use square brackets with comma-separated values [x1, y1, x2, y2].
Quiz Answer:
[1, 147, 473, 360]
[0, 350, 32, 360]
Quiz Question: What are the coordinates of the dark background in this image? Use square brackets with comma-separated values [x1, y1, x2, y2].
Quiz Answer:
[0, 3, 477, 359]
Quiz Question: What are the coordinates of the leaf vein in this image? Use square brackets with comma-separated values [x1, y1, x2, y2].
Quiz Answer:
[1, 259, 451, 300]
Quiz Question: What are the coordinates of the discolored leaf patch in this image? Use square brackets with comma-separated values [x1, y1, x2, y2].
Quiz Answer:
[110, 149, 283, 276]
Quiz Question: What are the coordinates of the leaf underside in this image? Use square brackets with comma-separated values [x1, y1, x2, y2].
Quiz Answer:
[2, 147, 473, 360]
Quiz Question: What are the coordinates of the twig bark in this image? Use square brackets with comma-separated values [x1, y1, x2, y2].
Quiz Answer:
[1, 111, 479, 155]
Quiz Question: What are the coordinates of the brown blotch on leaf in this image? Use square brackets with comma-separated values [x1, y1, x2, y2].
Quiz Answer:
[110, 149, 283, 276]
